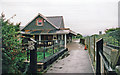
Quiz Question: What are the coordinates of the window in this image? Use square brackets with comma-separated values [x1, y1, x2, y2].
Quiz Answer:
[36, 18, 43, 26]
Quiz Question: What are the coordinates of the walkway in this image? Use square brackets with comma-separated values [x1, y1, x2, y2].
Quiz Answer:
[46, 39, 94, 73]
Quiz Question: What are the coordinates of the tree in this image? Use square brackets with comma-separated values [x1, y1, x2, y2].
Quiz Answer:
[108, 28, 120, 45]
[105, 28, 117, 33]
[104, 28, 120, 46]
[76, 33, 83, 38]
[1, 13, 26, 74]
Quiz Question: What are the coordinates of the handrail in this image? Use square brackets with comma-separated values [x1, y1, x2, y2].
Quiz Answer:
[96, 38, 117, 75]
[99, 51, 113, 72]
[106, 44, 120, 50]
[22, 40, 64, 45]
[96, 38, 103, 43]
[30, 38, 37, 43]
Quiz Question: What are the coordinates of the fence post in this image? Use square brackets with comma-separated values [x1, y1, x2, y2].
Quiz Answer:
[96, 38, 103, 75]
[93, 36, 95, 62]
[53, 41, 54, 54]
[58, 40, 60, 50]
[43, 41, 45, 59]
[29, 42, 37, 74]
[79, 38, 81, 43]
[27, 49, 29, 61]
[89, 37, 90, 54]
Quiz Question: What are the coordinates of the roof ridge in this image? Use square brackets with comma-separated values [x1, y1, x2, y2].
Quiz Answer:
[38, 13, 59, 29]
[46, 16, 65, 28]
[46, 16, 63, 18]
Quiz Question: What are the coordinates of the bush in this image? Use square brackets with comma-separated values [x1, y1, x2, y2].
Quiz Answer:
[1, 13, 26, 74]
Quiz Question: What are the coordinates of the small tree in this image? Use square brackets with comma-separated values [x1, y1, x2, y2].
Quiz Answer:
[76, 33, 83, 38]
[105, 28, 116, 34]
[108, 28, 120, 46]
[1, 13, 26, 74]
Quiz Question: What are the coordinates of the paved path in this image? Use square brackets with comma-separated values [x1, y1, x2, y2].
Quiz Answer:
[46, 39, 93, 73]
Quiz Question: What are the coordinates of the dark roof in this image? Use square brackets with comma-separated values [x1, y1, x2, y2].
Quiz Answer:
[21, 13, 59, 31]
[46, 16, 65, 29]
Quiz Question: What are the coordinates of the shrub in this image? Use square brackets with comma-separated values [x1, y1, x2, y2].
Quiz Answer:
[1, 13, 26, 74]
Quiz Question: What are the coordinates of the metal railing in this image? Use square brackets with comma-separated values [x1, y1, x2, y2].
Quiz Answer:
[36, 40, 65, 62]
[22, 38, 65, 74]
[22, 40, 65, 62]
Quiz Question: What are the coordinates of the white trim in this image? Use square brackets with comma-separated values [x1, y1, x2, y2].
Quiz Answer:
[36, 18, 43, 26]
[39, 35, 41, 44]
[64, 34, 66, 48]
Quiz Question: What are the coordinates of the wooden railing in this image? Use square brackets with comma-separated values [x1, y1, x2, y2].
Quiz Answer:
[85, 36, 120, 75]
[96, 38, 117, 75]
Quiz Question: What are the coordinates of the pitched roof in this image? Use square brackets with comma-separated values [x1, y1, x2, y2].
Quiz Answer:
[21, 13, 59, 31]
[46, 16, 65, 29]
[20, 13, 77, 35]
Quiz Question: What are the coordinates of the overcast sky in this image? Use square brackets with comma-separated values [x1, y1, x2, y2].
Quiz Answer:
[0, 0, 119, 36]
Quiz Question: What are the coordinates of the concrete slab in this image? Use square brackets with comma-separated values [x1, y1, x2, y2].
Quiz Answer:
[46, 39, 94, 73]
